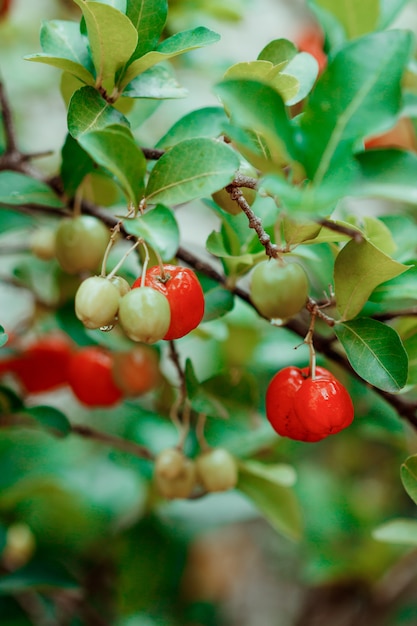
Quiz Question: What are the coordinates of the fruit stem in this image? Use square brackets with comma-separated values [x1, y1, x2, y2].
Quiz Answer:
[139, 240, 150, 288]
[100, 222, 120, 277]
[304, 305, 318, 380]
[196, 413, 210, 452]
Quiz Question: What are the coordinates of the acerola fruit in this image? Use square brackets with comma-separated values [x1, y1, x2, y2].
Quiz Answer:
[266, 366, 354, 442]
[55, 215, 110, 274]
[112, 345, 161, 397]
[0, 334, 73, 394]
[67, 347, 122, 407]
[154, 448, 196, 499]
[250, 259, 309, 320]
[75, 276, 121, 329]
[118, 286, 171, 344]
[195, 448, 238, 492]
[29, 227, 57, 261]
[133, 265, 205, 340]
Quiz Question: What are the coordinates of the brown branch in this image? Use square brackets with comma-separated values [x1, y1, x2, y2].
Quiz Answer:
[318, 218, 364, 242]
[0, 78, 18, 154]
[226, 184, 280, 258]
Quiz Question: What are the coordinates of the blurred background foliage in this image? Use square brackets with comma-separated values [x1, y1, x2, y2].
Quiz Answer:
[2, 1, 417, 625]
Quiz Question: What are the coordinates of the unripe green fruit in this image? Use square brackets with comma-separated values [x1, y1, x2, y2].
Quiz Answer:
[155, 449, 196, 499]
[250, 259, 309, 320]
[55, 215, 110, 274]
[196, 448, 238, 492]
[75, 276, 121, 329]
[118, 286, 171, 344]
[109, 275, 131, 297]
[29, 227, 56, 260]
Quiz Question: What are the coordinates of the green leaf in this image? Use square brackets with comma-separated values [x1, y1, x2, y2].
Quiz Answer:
[156, 107, 229, 149]
[223, 61, 299, 104]
[202, 286, 235, 322]
[73, 0, 138, 87]
[215, 79, 297, 168]
[355, 150, 417, 205]
[0, 171, 64, 208]
[334, 239, 410, 321]
[68, 85, 130, 138]
[258, 38, 297, 65]
[298, 30, 413, 183]
[123, 204, 179, 260]
[0, 207, 35, 232]
[60, 133, 95, 196]
[310, 0, 379, 38]
[25, 20, 95, 84]
[0, 562, 79, 594]
[237, 459, 302, 541]
[120, 26, 220, 89]
[77, 127, 146, 205]
[401, 454, 417, 505]
[122, 64, 187, 99]
[126, 0, 168, 60]
[370, 264, 417, 306]
[403, 328, 417, 386]
[373, 518, 417, 545]
[24, 406, 71, 437]
[184, 359, 228, 419]
[378, 0, 410, 29]
[145, 138, 240, 205]
[282, 52, 319, 105]
[0, 327, 8, 348]
[334, 318, 408, 392]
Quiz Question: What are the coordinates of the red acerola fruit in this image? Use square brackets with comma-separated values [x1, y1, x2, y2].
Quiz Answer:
[0, 334, 73, 394]
[133, 265, 205, 341]
[67, 347, 123, 407]
[266, 366, 354, 442]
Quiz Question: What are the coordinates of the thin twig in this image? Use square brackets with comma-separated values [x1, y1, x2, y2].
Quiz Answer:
[318, 218, 364, 242]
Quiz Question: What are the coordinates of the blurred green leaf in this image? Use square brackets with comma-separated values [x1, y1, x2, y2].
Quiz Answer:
[122, 65, 187, 99]
[202, 286, 235, 322]
[215, 79, 297, 168]
[370, 264, 417, 307]
[378, 0, 409, 29]
[223, 61, 300, 104]
[0, 386, 24, 414]
[310, 0, 379, 38]
[24, 406, 71, 438]
[401, 455, 417, 505]
[373, 518, 417, 545]
[0, 562, 79, 594]
[258, 38, 297, 64]
[185, 360, 228, 419]
[298, 30, 413, 182]
[74, 0, 138, 87]
[335, 318, 408, 392]
[60, 133, 95, 196]
[123, 204, 180, 260]
[355, 150, 417, 205]
[334, 239, 410, 321]
[120, 26, 220, 89]
[146, 138, 240, 205]
[237, 459, 303, 541]
[0, 172, 64, 208]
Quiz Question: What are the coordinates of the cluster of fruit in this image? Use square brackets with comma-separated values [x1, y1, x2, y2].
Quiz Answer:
[154, 446, 238, 499]
[31, 215, 206, 344]
[0, 335, 161, 407]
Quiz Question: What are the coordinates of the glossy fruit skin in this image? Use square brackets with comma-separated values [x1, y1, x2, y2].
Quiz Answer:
[196, 448, 238, 492]
[154, 449, 196, 499]
[266, 366, 354, 442]
[0, 334, 73, 394]
[112, 345, 161, 397]
[133, 265, 205, 340]
[67, 347, 122, 407]
[75, 276, 121, 330]
[250, 259, 309, 320]
[55, 215, 109, 274]
[118, 286, 171, 344]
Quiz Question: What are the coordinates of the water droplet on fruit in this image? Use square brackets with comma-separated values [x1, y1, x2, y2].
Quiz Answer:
[270, 318, 284, 326]
[100, 325, 114, 332]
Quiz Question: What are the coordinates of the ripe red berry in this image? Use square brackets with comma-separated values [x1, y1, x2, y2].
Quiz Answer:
[0, 334, 73, 394]
[111, 345, 161, 397]
[266, 366, 354, 442]
[67, 347, 122, 407]
[133, 265, 205, 341]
